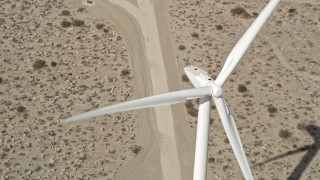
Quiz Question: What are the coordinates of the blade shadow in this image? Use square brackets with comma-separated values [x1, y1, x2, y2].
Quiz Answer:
[259, 125, 320, 180]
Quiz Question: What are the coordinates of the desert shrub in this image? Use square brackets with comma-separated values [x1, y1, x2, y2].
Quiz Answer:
[293, 144, 297, 148]
[77, 7, 85, 12]
[95, 23, 105, 29]
[50, 61, 57, 67]
[238, 84, 247, 92]
[223, 165, 229, 172]
[279, 129, 292, 139]
[48, 131, 56, 136]
[210, 118, 214, 124]
[34, 165, 42, 172]
[61, 20, 71, 28]
[253, 152, 260, 156]
[86, 0, 93, 4]
[182, 74, 189, 82]
[72, 19, 84, 27]
[131, 145, 142, 155]
[188, 108, 198, 117]
[215, 25, 223, 30]
[208, 157, 215, 163]
[103, 28, 109, 33]
[178, 45, 186, 51]
[231, 7, 251, 18]
[231, 7, 246, 15]
[17, 105, 26, 112]
[0, 77, 3, 83]
[116, 36, 122, 41]
[276, 20, 282, 26]
[268, 106, 277, 113]
[191, 32, 199, 38]
[288, 8, 296, 13]
[185, 100, 194, 109]
[252, 12, 258, 17]
[243, 12, 251, 19]
[297, 122, 307, 130]
[61, 10, 70, 16]
[33, 60, 46, 69]
[120, 69, 130, 76]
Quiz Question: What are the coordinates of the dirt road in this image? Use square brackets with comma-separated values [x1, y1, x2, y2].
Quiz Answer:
[83, 0, 188, 179]
[107, 0, 182, 179]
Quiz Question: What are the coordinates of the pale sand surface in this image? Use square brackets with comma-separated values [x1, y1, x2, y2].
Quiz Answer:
[1, 0, 320, 180]
[105, 0, 182, 179]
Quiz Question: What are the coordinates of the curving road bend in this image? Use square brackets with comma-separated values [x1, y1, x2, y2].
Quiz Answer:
[82, 0, 185, 179]
[106, 0, 182, 179]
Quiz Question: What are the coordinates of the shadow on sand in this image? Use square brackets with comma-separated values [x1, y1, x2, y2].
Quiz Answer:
[259, 124, 320, 180]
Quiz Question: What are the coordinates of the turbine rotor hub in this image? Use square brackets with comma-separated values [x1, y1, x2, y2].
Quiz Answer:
[208, 81, 223, 97]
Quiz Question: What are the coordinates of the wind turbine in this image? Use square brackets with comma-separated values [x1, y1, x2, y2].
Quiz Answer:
[63, 0, 280, 179]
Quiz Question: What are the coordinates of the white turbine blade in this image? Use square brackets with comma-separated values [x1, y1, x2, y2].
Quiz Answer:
[193, 96, 211, 180]
[63, 86, 212, 123]
[215, 0, 280, 86]
[213, 97, 253, 180]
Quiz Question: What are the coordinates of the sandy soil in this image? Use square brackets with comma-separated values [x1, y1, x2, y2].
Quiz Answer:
[1, 0, 138, 179]
[168, 0, 320, 179]
[1, 0, 320, 180]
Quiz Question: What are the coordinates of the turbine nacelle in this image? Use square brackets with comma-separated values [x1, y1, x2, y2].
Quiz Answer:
[184, 66, 223, 97]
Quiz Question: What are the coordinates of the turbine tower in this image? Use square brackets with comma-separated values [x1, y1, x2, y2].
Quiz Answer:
[63, 0, 280, 179]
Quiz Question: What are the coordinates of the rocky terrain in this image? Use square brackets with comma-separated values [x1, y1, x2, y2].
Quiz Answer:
[1, 1, 138, 179]
[1, 0, 320, 179]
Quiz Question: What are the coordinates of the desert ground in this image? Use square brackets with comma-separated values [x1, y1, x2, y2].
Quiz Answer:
[1, 0, 319, 180]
